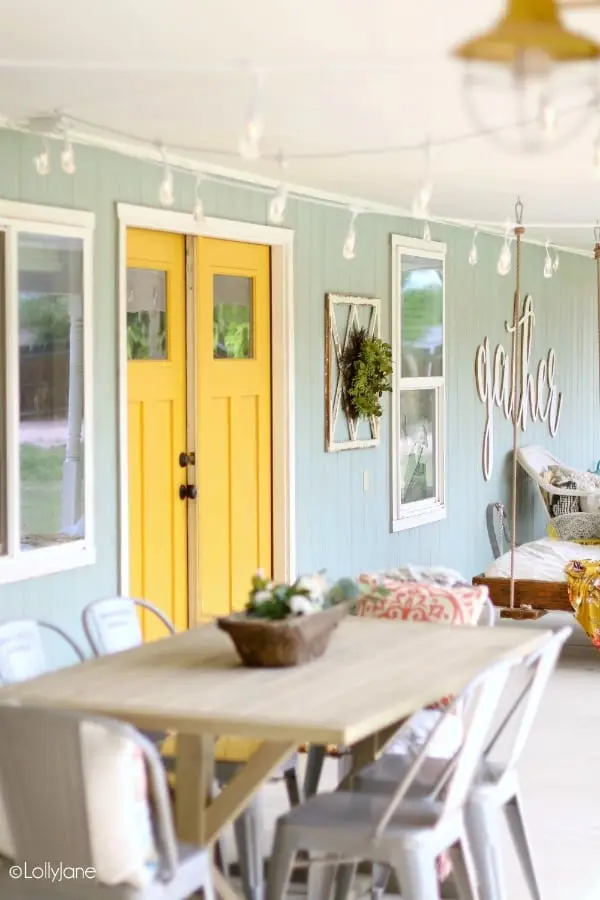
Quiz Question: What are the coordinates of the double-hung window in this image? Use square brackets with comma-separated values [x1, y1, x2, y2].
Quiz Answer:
[392, 235, 446, 531]
[0, 202, 95, 583]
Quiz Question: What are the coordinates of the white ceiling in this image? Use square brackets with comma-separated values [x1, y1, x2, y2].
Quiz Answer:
[1, 0, 600, 248]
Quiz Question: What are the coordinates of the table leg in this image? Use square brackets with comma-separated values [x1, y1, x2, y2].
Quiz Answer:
[336, 720, 404, 791]
[175, 733, 215, 844]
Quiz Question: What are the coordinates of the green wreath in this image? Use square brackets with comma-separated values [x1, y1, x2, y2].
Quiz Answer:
[340, 327, 393, 420]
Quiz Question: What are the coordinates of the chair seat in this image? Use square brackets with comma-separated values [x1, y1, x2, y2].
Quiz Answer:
[0, 845, 212, 899]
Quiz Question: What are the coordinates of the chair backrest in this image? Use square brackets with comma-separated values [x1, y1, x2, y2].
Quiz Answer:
[0, 703, 178, 880]
[486, 502, 511, 560]
[0, 620, 85, 685]
[374, 656, 515, 836]
[82, 597, 175, 656]
[483, 625, 572, 775]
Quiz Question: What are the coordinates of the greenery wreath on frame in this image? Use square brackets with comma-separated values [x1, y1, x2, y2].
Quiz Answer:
[340, 326, 393, 420]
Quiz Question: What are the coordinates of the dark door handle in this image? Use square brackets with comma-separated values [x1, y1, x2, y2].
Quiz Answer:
[179, 452, 196, 468]
[179, 484, 198, 500]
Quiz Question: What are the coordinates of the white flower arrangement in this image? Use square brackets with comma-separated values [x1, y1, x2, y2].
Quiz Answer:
[245, 569, 371, 621]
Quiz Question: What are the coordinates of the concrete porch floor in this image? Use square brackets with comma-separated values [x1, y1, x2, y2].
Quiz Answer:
[221, 615, 600, 900]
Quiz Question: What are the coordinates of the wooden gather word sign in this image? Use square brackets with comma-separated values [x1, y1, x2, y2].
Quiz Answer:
[475, 294, 563, 481]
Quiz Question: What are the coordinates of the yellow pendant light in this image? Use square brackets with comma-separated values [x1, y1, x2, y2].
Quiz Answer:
[453, 0, 600, 69]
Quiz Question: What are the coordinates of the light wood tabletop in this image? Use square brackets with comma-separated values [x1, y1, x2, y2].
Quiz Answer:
[0, 616, 551, 900]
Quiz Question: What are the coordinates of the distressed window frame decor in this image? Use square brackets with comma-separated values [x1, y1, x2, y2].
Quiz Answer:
[325, 293, 386, 452]
[391, 234, 447, 532]
[0, 201, 95, 585]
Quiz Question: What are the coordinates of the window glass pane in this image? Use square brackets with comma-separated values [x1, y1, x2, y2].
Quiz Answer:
[18, 233, 85, 549]
[0, 232, 6, 556]
[213, 274, 253, 359]
[400, 255, 443, 377]
[127, 268, 167, 360]
[399, 388, 437, 504]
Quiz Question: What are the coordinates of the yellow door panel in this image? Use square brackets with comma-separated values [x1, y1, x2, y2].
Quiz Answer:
[196, 238, 272, 619]
[127, 228, 188, 638]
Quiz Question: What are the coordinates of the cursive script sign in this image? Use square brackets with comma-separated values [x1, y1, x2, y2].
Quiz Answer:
[475, 294, 562, 481]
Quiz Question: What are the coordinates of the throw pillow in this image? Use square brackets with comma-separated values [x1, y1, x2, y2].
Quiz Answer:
[356, 578, 487, 626]
[547, 512, 600, 544]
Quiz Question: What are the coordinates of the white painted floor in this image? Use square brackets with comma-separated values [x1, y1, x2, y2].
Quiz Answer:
[223, 615, 600, 900]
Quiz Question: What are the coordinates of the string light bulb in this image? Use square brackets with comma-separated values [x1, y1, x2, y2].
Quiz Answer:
[497, 226, 512, 276]
[60, 127, 76, 175]
[552, 249, 559, 272]
[159, 150, 174, 207]
[342, 211, 358, 260]
[193, 175, 204, 223]
[543, 241, 553, 278]
[539, 96, 557, 141]
[34, 141, 50, 176]
[268, 153, 288, 225]
[469, 228, 479, 265]
[239, 70, 265, 160]
[423, 221, 432, 242]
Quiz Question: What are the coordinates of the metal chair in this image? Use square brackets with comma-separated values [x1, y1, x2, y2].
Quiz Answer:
[0, 703, 215, 899]
[303, 595, 498, 799]
[351, 626, 572, 900]
[82, 596, 301, 900]
[0, 619, 85, 684]
[266, 657, 516, 900]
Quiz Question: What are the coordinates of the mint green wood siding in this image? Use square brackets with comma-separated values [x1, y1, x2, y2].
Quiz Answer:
[0, 131, 596, 650]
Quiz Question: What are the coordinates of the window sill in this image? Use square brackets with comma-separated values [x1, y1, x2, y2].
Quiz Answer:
[391, 505, 446, 533]
[0, 542, 96, 585]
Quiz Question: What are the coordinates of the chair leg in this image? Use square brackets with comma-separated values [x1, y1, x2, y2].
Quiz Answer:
[392, 848, 440, 900]
[333, 862, 358, 900]
[283, 762, 302, 807]
[304, 745, 327, 798]
[233, 799, 264, 900]
[266, 824, 297, 900]
[370, 863, 391, 900]
[505, 793, 542, 900]
[464, 800, 507, 900]
[448, 840, 478, 900]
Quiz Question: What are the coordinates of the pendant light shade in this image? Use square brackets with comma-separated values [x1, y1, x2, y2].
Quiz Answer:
[452, 0, 600, 69]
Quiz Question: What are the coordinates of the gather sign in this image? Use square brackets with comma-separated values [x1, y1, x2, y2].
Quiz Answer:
[474, 294, 562, 481]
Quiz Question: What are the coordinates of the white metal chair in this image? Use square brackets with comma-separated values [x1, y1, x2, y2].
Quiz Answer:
[0, 703, 215, 899]
[351, 626, 572, 900]
[0, 619, 85, 684]
[303, 595, 498, 799]
[82, 596, 301, 900]
[267, 656, 516, 900]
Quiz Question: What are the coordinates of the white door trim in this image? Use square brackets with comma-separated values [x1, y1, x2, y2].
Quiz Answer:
[117, 203, 296, 605]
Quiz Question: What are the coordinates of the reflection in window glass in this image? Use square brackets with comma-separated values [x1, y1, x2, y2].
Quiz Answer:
[127, 268, 167, 360]
[213, 274, 253, 359]
[18, 233, 85, 549]
[0, 232, 5, 556]
[399, 388, 437, 504]
[400, 256, 443, 378]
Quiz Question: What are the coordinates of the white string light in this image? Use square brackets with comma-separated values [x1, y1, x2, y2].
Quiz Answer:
[192, 174, 204, 223]
[543, 241, 554, 279]
[159, 148, 174, 207]
[468, 228, 478, 266]
[33, 139, 50, 176]
[267, 152, 288, 225]
[552, 248, 560, 272]
[60, 125, 76, 174]
[423, 221, 432, 242]
[342, 210, 359, 260]
[538, 96, 557, 142]
[239, 69, 265, 161]
[497, 225, 512, 276]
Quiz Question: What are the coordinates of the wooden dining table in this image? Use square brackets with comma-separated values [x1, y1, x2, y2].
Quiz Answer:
[0, 616, 551, 899]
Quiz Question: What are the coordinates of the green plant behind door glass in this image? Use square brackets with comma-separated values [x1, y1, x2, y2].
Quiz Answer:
[213, 274, 253, 359]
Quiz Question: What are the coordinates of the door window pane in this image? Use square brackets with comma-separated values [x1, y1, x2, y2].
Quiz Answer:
[399, 388, 437, 504]
[400, 256, 443, 377]
[213, 274, 253, 359]
[127, 268, 167, 360]
[18, 233, 85, 549]
[0, 232, 5, 556]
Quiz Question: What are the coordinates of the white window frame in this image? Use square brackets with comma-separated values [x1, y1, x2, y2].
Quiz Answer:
[391, 234, 446, 532]
[0, 201, 95, 584]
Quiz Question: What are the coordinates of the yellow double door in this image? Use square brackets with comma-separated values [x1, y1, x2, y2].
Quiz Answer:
[127, 229, 272, 636]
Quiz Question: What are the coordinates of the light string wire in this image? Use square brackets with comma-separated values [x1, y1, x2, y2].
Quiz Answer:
[3, 109, 599, 255]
